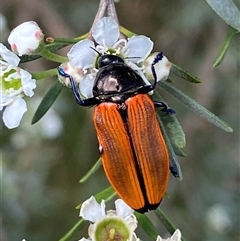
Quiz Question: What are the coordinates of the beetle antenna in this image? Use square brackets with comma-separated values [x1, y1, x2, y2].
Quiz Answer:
[124, 56, 140, 61]
[90, 47, 102, 56]
[151, 52, 164, 88]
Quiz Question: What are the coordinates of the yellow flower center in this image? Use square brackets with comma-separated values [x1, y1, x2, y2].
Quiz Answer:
[94, 217, 131, 241]
[1, 69, 22, 91]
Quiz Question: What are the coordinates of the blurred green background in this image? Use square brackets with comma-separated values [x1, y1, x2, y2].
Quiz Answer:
[1, 0, 239, 240]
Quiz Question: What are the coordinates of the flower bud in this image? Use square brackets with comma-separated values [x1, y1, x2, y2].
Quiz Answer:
[144, 52, 172, 82]
[57, 62, 84, 88]
[8, 21, 44, 56]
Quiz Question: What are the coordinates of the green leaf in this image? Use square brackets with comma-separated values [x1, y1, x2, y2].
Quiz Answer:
[171, 64, 202, 83]
[58, 218, 86, 241]
[160, 113, 186, 149]
[155, 208, 177, 235]
[153, 92, 186, 149]
[155, 208, 187, 241]
[32, 81, 63, 124]
[135, 212, 158, 239]
[79, 158, 102, 183]
[206, 0, 240, 31]
[152, 92, 183, 179]
[159, 81, 233, 132]
[75, 186, 116, 210]
[170, 141, 187, 157]
[213, 27, 238, 67]
[158, 114, 183, 180]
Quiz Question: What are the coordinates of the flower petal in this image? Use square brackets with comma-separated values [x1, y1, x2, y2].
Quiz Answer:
[124, 35, 153, 62]
[155, 229, 181, 241]
[3, 98, 27, 129]
[92, 17, 119, 46]
[20, 69, 36, 96]
[156, 236, 163, 241]
[8, 21, 43, 56]
[128, 62, 152, 86]
[171, 229, 181, 241]
[78, 238, 91, 241]
[68, 39, 97, 69]
[58, 62, 85, 88]
[0, 92, 15, 110]
[115, 199, 133, 218]
[80, 196, 106, 222]
[0, 43, 20, 66]
[79, 74, 95, 98]
[132, 232, 141, 241]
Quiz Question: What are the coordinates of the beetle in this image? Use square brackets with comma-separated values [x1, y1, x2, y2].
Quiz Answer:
[58, 52, 175, 213]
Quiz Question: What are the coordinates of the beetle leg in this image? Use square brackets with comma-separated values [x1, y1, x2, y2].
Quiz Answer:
[57, 66, 82, 103]
[153, 101, 175, 114]
[57, 66, 98, 106]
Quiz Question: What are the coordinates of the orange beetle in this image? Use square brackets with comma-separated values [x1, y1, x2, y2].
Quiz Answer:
[58, 53, 175, 213]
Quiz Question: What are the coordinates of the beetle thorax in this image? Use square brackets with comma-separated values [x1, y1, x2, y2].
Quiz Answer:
[96, 76, 122, 93]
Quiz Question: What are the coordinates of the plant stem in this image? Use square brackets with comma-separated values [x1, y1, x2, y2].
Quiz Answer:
[40, 47, 68, 63]
[119, 26, 136, 37]
[31, 68, 57, 80]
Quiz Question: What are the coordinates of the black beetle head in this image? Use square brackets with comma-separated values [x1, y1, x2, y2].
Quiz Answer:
[98, 54, 124, 68]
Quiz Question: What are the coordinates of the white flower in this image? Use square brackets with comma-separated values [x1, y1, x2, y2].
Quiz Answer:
[8, 21, 44, 56]
[156, 229, 181, 241]
[60, 17, 153, 98]
[79, 196, 139, 241]
[0, 43, 36, 128]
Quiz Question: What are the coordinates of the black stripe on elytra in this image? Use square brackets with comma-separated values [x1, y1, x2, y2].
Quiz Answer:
[117, 103, 159, 213]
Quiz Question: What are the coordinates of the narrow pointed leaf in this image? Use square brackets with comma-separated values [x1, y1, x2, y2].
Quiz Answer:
[213, 27, 238, 67]
[156, 111, 182, 179]
[155, 208, 187, 241]
[160, 113, 186, 149]
[58, 218, 86, 241]
[76, 186, 116, 210]
[206, 0, 240, 31]
[79, 158, 102, 183]
[155, 208, 177, 235]
[32, 81, 63, 124]
[159, 81, 233, 132]
[153, 92, 186, 149]
[170, 141, 187, 157]
[135, 212, 158, 239]
[166, 77, 174, 83]
[171, 64, 202, 83]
